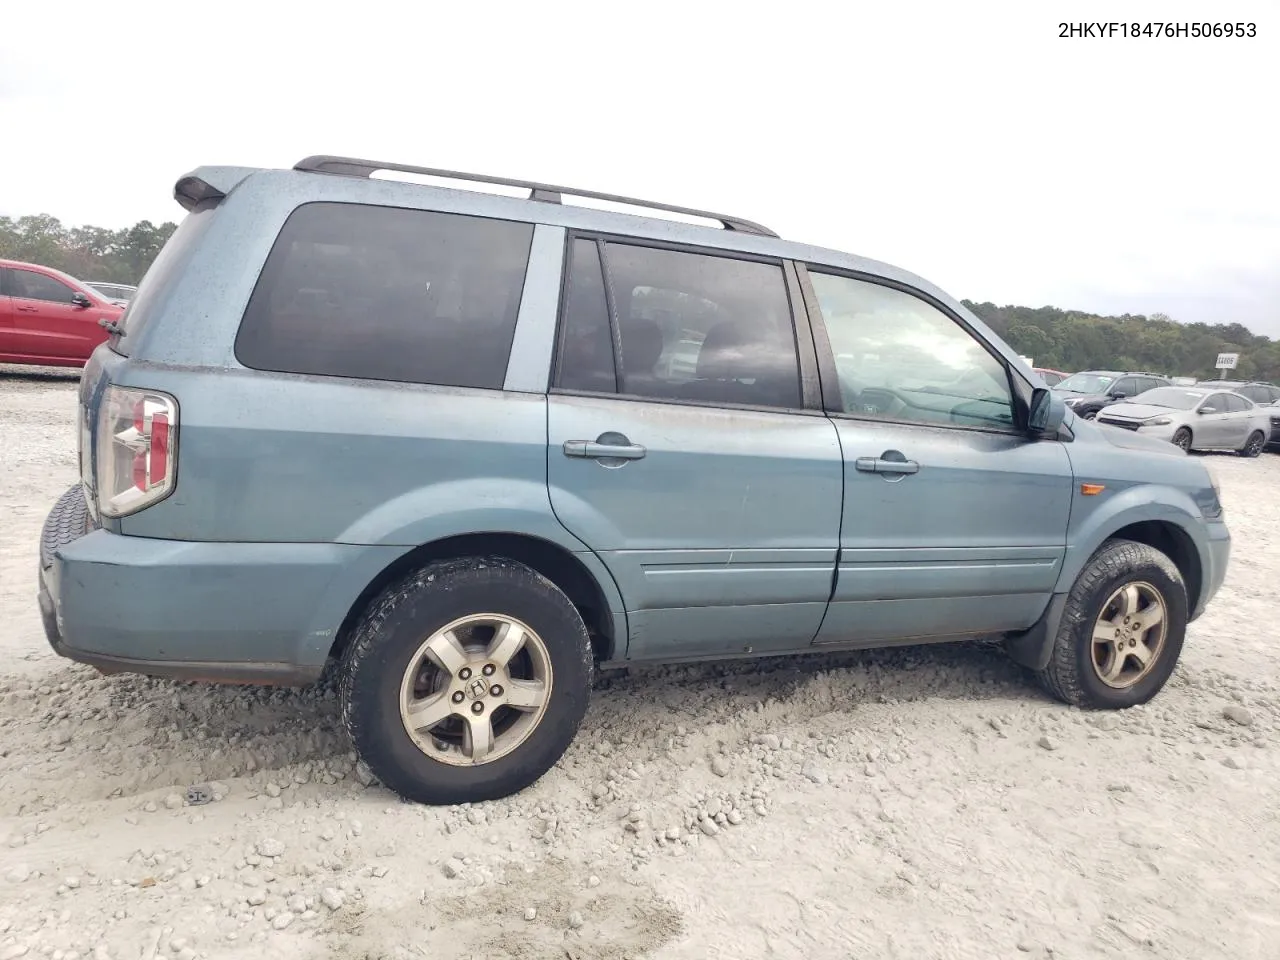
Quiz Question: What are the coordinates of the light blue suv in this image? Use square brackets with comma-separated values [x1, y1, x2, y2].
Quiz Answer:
[37, 155, 1231, 804]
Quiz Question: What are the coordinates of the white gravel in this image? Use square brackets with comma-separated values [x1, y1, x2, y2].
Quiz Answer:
[2, 364, 1278, 959]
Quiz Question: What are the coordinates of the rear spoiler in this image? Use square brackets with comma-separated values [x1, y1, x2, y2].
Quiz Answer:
[173, 166, 260, 211]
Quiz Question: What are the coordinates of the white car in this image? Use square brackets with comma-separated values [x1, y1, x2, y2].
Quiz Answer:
[1097, 386, 1272, 457]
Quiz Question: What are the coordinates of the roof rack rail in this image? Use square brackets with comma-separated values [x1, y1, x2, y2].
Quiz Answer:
[292, 155, 779, 239]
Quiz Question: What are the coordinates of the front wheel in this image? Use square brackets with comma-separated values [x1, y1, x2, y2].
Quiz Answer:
[1035, 539, 1187, 709]
[340, 557, 592, 804]
[1240, 431, 1265, 458]
[1172, 427, 1192, 452]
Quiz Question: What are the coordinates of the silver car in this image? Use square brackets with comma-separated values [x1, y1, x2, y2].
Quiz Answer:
[85, 281, 138, 305]
[1097, 386, 1272, 456]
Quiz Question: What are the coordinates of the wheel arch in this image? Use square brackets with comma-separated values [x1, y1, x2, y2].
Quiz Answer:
[1104, 520, 1201, 613]
[1012, 503, 1209, 672]
[328, 533, 624, 667]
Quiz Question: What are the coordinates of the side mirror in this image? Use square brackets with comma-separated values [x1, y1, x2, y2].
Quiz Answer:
[1028, 387, 1066, 437]
[1198, 406, 1216, 415]
[70, 292, 92, 308]
[1107, 390, 1128, 399]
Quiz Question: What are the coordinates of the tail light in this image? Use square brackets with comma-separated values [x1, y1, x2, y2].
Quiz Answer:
[96, 386, 178, 518]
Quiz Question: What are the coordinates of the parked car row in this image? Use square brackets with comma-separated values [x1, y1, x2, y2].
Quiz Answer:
[1047, 368, 1280, 456]
[1097, 386, 1272, 456]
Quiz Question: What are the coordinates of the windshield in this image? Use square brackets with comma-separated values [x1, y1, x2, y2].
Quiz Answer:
[1133, 388, 1207, 410]
[1054, 373, 1115, 393]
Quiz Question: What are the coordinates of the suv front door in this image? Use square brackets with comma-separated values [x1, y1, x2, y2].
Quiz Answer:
[800, 267, 1075, 644]
[545, 237, 843, 661]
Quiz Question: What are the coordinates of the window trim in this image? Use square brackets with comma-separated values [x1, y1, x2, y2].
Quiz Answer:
[548, 230, 820, 415]
[795, 263, 1033, 437]
[595, 239, 625, 395]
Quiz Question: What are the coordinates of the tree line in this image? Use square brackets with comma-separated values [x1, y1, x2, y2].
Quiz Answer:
[2, 211, 1275, 384]
[965, 301, 1280, 383]
[0, 213, 177, 287]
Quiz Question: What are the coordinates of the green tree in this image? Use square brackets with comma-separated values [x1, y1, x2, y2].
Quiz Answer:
[0, 213, 177, 285]
[963, 300, 1278, 383]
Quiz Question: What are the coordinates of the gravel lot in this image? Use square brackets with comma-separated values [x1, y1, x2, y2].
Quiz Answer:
[2, 366, 1277, 960]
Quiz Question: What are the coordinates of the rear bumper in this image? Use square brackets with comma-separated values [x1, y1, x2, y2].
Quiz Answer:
[38, 488, 405, 684]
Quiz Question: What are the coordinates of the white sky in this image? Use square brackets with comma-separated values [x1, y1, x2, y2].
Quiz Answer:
[2, 0, 1277, 334]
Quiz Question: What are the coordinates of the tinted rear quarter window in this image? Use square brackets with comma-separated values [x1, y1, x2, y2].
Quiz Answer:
[235, 202, 534, 389]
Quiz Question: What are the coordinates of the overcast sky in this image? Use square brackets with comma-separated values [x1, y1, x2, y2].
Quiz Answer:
[2, 1, 1276, 334]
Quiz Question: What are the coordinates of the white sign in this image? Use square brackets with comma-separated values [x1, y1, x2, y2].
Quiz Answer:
[1216, 352, 1239, 370]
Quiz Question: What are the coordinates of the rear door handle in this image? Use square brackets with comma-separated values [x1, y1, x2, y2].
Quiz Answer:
[563, 440, 647, 461]
[855, 454, 919, 475]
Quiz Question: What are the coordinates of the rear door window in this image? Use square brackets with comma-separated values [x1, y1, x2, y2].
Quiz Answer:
[1224, 393, 1250, 412]
[553, 239, 802, 410]
[235, 202, 535, 389]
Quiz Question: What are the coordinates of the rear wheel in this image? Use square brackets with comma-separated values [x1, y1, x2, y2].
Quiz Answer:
[1172, 427, 1192, 452]
[1240, 431, 1265, 458]
[1035, 539, 1186, 709]
[340, 557, 592, 804]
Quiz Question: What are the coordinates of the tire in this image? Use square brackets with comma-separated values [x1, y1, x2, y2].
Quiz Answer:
[1239, 431, 1265, 458]
[340, 557, 593, 804]
[1172, 427, 1192, 452]
[1034, 539, 1187, 709]
[1081, 409, 1097, 420]
[41, 484, 92, 569]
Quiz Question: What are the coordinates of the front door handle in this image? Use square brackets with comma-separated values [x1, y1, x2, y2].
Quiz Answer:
[564, 438, 647, 461]
[16, 305, 39, 313]
[855, 452, 919, 475]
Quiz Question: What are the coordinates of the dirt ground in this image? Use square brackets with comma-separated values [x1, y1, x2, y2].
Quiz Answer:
[2, 366, 1277, 960]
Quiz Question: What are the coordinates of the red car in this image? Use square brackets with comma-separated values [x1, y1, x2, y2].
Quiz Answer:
[0, 259, 126, 368]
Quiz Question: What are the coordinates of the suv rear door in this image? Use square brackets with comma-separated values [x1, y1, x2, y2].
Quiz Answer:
[798, 266, 1075, 644]
[545, 237, 842, 662]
